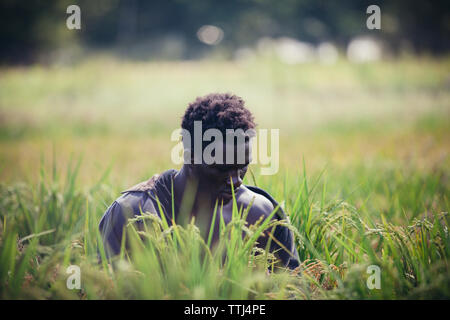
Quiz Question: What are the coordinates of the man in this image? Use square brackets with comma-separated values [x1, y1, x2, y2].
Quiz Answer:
[99, 93, 300, 270]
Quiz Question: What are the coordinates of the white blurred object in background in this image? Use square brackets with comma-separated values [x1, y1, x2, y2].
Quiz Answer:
[346, 37, 382, 63]
[274, 37, 315, 64]
[197, 25, 224, 45]
[317, 42, 339, 64]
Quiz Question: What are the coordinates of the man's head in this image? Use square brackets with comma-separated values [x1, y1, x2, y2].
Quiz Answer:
[181, 93, 256, 201]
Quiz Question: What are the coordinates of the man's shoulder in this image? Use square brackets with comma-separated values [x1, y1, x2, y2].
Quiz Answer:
[115, 169, 178, 216]
[238, 186, 278, 222]
[121, 174, 160, 194]
[242, 185, 288, 220]
[112, 174, 161, 212]
[121, 169, 178, 194]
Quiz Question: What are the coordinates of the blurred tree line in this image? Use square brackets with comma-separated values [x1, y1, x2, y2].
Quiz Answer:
[0, 0, 448, 64]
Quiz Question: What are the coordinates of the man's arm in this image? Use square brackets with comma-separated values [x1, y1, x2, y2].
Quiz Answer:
[269, 217, 300, 270]
[98, 200, 127, 259]
[98, 192, 157, 260]
[247, 193, 300, 270]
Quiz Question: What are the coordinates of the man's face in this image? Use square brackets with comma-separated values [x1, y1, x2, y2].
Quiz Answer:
[192, 141, 252, 203]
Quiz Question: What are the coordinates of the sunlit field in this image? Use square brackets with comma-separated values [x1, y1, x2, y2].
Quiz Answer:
[0, 56, 449, 299]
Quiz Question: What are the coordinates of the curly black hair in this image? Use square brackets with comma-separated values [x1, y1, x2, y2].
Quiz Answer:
[181, 93, 256, 136]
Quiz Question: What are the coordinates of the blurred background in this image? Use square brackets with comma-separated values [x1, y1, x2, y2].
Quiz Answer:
[0, 0, 448, 191]
[1, 0, 449, 63]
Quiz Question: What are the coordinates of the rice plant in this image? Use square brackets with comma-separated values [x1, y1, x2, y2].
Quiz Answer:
[0, 155, 448, 299]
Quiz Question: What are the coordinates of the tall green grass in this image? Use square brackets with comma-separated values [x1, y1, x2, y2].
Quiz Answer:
[0, 157, 448, 299]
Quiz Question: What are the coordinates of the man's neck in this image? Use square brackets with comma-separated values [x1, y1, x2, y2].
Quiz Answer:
[173, 165, 215, 217]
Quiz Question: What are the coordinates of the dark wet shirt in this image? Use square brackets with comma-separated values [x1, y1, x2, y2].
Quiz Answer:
[98, 169, 300, 270]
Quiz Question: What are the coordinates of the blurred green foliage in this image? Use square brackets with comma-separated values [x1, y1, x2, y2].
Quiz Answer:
[0, 0, 449, 64]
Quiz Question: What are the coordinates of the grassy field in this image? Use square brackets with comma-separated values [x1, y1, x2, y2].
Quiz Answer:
[0, 55, 449, 299]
